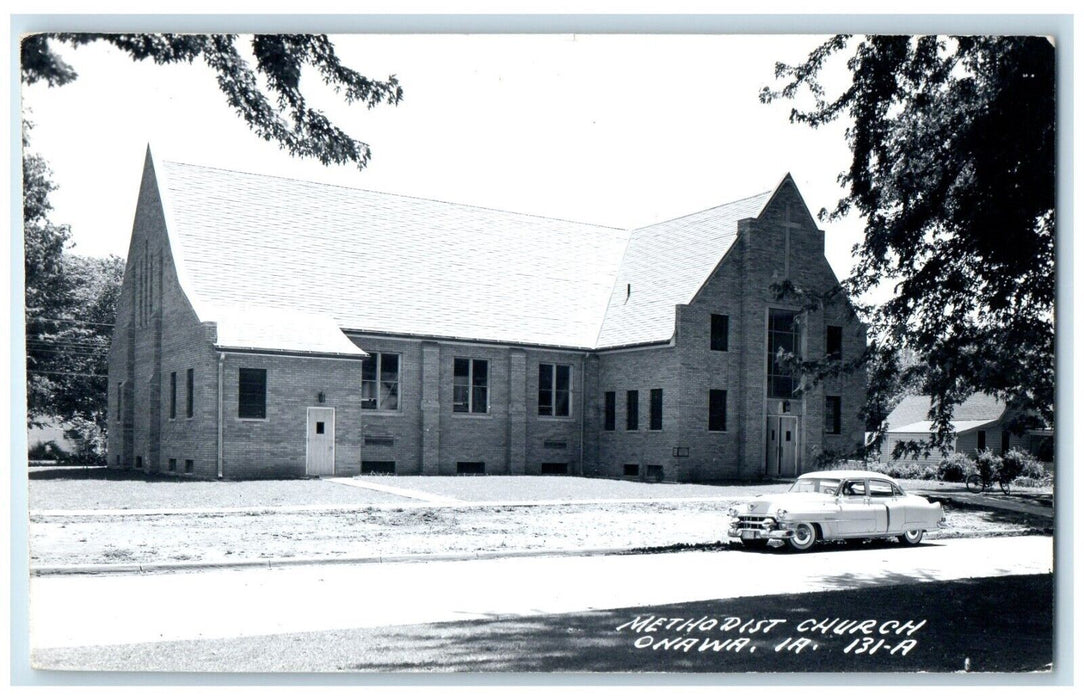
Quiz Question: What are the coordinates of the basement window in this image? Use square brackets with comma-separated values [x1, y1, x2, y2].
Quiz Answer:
[540, 463, 568, 475]
[457, 461, 485, 475]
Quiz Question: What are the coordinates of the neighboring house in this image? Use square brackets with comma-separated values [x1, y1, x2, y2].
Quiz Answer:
[878, 394, 1054, 464]
[106, 148, 866, 481]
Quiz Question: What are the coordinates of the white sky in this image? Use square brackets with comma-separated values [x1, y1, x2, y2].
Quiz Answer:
[20, 33, 865, 281]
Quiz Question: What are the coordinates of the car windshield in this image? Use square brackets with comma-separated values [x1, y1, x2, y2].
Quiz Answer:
[789, 477, 841, 495]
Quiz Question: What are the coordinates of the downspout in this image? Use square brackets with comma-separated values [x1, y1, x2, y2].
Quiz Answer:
[217, 352, 225, 479]
[579, 355, 586, 476]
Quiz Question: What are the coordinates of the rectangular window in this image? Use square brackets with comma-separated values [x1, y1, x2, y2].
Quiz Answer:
[117, 382, 123, 421]
[826, 325, 843, 361]
[1001, 430, 1011, 454]
[977, 430, 987, 451]
[538, 363, 572, 417]
[825, 396, 842, 434]
[364, 436, 395, 447]
[623, 464, 639, 478]
[709, 389, 727, 432]
[361, 461, 396, 474]
[711, 314, 729, 351]
[186, 369, 194, 418]
[649, 388, 663, 430]
[604, 391, 616, 431]
[238, 368, 267, 419]
[184, 459, 194, 473]
[361, 353, 400, 411]
[626, 390, 639, 431]
[540, 463, 568, 475]
[767, 309, 801, 398]
[457, 461, 485, 475]
[169, 372, 177, 419]
[168, 458, 176, 472]
[453, 358, 489, 413]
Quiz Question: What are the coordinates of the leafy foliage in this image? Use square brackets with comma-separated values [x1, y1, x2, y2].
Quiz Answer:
[762, 36, 1055, 453]
[936, 452, 974, 483]
[21, 33, 403, 169]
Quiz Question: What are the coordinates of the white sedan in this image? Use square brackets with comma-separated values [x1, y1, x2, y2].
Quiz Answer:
[727, 469, 946, 552]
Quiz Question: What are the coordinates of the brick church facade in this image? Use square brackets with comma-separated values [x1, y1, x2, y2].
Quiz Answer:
[107, 149, 866, 481]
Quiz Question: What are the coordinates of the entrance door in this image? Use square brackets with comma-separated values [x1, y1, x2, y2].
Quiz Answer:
[766, 415, 799, 477]
[306, 407, 335, 476]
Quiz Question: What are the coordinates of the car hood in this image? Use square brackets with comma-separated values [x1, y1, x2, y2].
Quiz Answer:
[741, 492, 838, 515]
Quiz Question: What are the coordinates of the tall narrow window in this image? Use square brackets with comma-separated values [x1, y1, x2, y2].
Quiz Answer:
[977, 430, 987, 452]
[825, 396, 842, 434]
[711, 314, 729, 351]
[626, 390, 639, 431]
[361, 353, 400, 411]
[186, 369, 194, 418]
[453, 358, 488, 413]
[604, 391, 616, 431]
[538, 363, 572, 417]
[826, 325, 843, 361]
[709, 389, 727, 432]
[117, 382, 123, 420]
[767, 309, 800, 398]
[169, 372, 177, 419]
[649, 388, 663, 430]
[238, 368, 267, 419]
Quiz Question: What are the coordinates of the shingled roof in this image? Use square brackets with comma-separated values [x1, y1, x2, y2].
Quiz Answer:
[152, 155, 778, 351]
[884, 394, 1007, 434]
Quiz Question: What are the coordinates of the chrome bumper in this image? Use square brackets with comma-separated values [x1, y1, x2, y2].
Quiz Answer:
[728, 526, 795, 541]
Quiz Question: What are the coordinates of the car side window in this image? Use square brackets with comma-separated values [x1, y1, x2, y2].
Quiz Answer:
[841, 480, 866, 497]
[869, 480, 896, 498]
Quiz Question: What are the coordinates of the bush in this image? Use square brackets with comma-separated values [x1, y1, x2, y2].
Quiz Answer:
[937, 453, 974, 482]
[973, 449, 1003, 484]
[1000, 447, 1047, 484]
[872, 461, 940, 481]
[62, 417, 108, 466]
[28, 440, 66, 462]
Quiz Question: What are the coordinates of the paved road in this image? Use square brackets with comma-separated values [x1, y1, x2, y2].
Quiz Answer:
[30, 535, 1052, 651]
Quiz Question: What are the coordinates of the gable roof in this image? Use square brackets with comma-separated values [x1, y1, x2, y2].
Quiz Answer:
[594, 192, 771, 348]
[884, 394, 1007, 434]
[151, 154, 784, 351]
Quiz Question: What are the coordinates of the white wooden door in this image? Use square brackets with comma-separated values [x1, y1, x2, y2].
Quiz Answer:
[306, 407, 335, 476]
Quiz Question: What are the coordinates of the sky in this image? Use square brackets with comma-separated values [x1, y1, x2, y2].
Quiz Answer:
[19, 33, 865, 281]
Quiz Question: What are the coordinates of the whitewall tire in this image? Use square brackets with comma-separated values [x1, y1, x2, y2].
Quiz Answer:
[787, 522, 817, 552]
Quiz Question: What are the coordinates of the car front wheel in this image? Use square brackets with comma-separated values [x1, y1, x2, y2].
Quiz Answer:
[787, 522, 817, 552]
[897, 529, 924, 545]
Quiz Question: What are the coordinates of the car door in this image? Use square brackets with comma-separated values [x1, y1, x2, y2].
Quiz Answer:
[866, 478, 898, 535]
[835, 478, 878, 536]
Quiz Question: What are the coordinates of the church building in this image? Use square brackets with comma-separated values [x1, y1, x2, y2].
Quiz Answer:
[106, 149, 866, 481]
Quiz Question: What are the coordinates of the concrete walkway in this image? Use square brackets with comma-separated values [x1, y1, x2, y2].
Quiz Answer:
[325, 476, 464, 503]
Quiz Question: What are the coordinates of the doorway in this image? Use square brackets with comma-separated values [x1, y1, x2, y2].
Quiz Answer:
[306, 407, 336, 476]
[766, 415, 798, 477]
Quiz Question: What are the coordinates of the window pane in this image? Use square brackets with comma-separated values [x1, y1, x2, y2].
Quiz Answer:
[381, 353, 399, 381]
[555, 390, 570, 417]
[604, 392, 616, 431]
[709, 389, 727, 431]
[380, 380, 399, 411]
[453, 385, 470, 412]
[472, 360, 488, 386]
[472, 386, 487, 413]
[238, 368, 267, 419]
[454, 358, 470, 379]
[711, 314, 729, 351]
[650, 388, 663, 430]
[362, 356, 377, 382]
[555, 364, 570, 391]
[827, 325, 843, 360]
[626, 390, 639, 431]
[538, 364, 552, 416]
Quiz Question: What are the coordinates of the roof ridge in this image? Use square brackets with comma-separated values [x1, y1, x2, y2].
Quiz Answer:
[161, 159, 626, 231]
[629, 190, 772, 232]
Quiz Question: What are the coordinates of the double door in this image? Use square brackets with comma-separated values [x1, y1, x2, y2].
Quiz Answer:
[766, 415, 798, 477]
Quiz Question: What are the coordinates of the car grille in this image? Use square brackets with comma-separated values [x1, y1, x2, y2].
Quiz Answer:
[735, 515, 776, 530]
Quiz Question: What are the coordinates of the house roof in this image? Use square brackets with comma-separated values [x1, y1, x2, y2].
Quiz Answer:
[884, 394, 1007, 434]
[890, 419, 1001, 435]
[153, 155, 779, 350]
[209, 306, 368, 358]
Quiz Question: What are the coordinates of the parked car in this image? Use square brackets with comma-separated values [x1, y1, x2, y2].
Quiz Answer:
[727, 470, 946, 552]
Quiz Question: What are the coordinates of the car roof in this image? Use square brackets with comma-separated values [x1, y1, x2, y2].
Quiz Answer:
[797, 470, 902, 485]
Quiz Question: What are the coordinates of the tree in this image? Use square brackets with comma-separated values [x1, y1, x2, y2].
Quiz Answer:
[21, 33, 403, 169]
[22, 34, 402, 459]
[761, 35, 1055, 455]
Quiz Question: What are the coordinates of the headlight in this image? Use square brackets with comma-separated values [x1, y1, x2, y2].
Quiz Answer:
[775, 508, 789, 520]
[727, 506, 739, 518]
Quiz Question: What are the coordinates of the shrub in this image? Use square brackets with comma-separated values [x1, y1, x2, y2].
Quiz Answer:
[937, 452, 974, 482]
[973, 449, 1003, 484]
[1000, 447, 1046, 484]
[62, 417, 108, 466]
